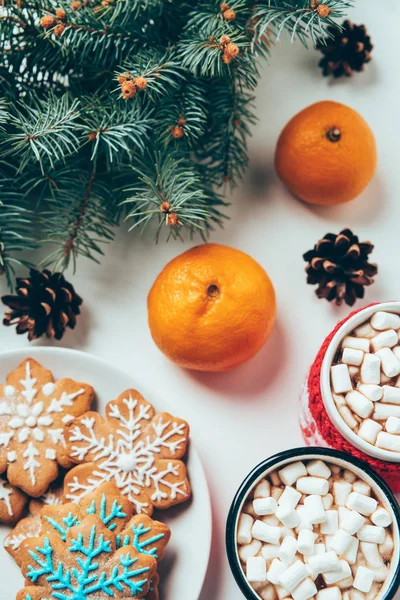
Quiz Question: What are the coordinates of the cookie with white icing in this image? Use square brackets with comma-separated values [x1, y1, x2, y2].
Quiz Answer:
[63, 389, 191, 515]
[0, 358, 94, 497]
[0, 474, 28, 525]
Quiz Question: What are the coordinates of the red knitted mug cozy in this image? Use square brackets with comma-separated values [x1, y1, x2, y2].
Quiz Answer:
[300, 303, 400, 492]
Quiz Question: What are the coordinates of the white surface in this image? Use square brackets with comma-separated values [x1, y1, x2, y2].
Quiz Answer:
[0, 348, 211, 600]
[0, 1, 399, 598]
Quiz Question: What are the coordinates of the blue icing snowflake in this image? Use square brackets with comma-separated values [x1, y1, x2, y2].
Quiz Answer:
[118, 522, 165, 558]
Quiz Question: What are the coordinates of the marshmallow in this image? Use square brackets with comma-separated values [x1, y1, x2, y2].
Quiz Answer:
[357, 419, 382, 445]
[267, 558, 287, 585]
[386, 415, 400, 433]
[308, 551, 341, 577]
[292, 578, 317, 600]
[304, 495, 326, 525]
[338, 506, 351, 526]
[379, 532, 394, 556]
[330, 529, 353, 554]
[357, 525, 385, 544]
[375, 348, 400, 378]
[260, 585, 277, 600]
[339, 407, 358, 430]
[279, 560, 309, 592]
[376, 431, 400, 452]
[349, 591, 365, 600]
[343, 337, 370, 353]
[306, 460, 332, 479]
[297, 529, 317, 556]
[354, 322, 376, 338]
[279, 535, 298, 564]
[278, 486, 302, 510]
[371, 311, 400, 331]
[296, 505, 313, 532]
[371, 330, 398, 352]
[276, 585, 291, 600]
[317, 587, 342, 600]
[373, 403, 400, 420]
[353, 566, 375, 593]
[296, 477, 329, 496]
[382, 385, 400, 404]
[261, 544, 280, 561]
[323, 494, 334, 510]
[323, 560, 352, 585]
[272, 487, 284, 501]
[360, 542, 384, 568]
[333, 481, 352, 506]
[252, 520, 282, 544]
[320, 510, 339, 535]
[337, 577, 354, 590]
[342, 470, 357, 483]
[304, 543, 326, 564]
[342, 348, 364, 367]
[343, 536, 359, 565]
[333, 394, 346, 407]
[348, 366, 359, 378]
[263, 515, 280, 527]
[372, 568, 389, 584]
[360, 354, 381, 385]
[279, 462, 307, 486]
[357, 384, 382, 401]
[255, 479, 271, 498]
[238, 513, 254, 545]
[253, 497, 278, 516]
[352, 481, 371, 496]
[370, 507, 392, 527]
[239, 539, 262, 562]
[345, 391, 373, 419]
[276, 505, 301, 529]
[331, 365, 353, 395]
[341, 510, 365, 535]
[346, 492, 377, 516]
[247, 556, 267, 582]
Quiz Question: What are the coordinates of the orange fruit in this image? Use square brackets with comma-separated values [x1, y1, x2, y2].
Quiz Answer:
[147, 244, 276, 372]
[275, 101, 377, 206]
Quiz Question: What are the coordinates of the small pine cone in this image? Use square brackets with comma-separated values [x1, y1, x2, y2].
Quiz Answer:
[223, 8, 236, 22]
[118, 72, 131, 84]
[121, 80, 137, 100]
[135, 76, 148, 90]
[224, 42, 239, 59]
[178, 117, 186, 126]
[71, 1, 81, 10]
[88, 132, 97, 141]
[55, 8, 66, 20]
[317, 20, 373, 78]
[220, 34, 231, 46]
[167, 212, 179, 226]
[54, 24, 65, 36]
[160, 201, 171, 213]
[317, 4, 331, 18]
[223, 54, 233, 64]
[171, 125, 184, 139]
[220, 2, 229, 11]
[41, 14, 56, 29]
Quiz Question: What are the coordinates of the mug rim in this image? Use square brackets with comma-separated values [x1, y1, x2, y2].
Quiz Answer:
[321, 301, 400, 463]
[226, 446, 400, 600]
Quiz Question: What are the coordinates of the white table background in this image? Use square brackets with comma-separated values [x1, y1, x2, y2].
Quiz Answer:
[1, 1, 399, 598]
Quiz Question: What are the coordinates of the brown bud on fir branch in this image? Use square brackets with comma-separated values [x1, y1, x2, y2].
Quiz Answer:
[219, 35, 239, 65]
[220, 2, 236, 22]
[118, 73, 148, 100]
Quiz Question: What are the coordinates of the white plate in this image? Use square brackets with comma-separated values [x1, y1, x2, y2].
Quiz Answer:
[0, 347, 212, 600]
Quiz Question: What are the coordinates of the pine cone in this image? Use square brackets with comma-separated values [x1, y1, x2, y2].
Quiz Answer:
[2, 269, 82, 341]
[303, 229, 377, 306]
[317, 20, 373, 78]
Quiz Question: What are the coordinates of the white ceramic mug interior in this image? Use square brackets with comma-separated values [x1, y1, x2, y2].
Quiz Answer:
[321, 301, 400, 463]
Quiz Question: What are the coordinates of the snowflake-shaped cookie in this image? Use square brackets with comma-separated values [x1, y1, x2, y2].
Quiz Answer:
[18, 513, 157, 600]
[64, 389, 191, 514]
[0, 474, 28, 525]
[0, 359, 94, 497]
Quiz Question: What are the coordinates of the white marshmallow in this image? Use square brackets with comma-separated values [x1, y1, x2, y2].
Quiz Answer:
[353, 566, 375, 593]
[371, 567, 389, 583]
[370, 507, 392, 527]
[338, 506, 351, 526]
[349, 591, 365, 600]
[321, 510, 339, 535]
[339, 407, 358, 430]
[373, 403, 400, 420]
[357, 419, 382, 445]
[292, 578, 317, 600]
[376, 431, 400, 452]
[354, 322, 376, 338]
[371, 311, 400, 331]
[375, 348, 400, 378]
[281, 526, 296, 539]
[263, 515, 280, 527]
[272, 487, 284, 501]
[337, 577, 354, 590]
[342, 470, 357, 483]
[279, 560, 309, 592]
[279, 462, 307, 486]
[276, 505, 300, 529]
[382, 385, 400, 404]
[296, 505, 313, 532]
[296, 477, 329, 496]
[254, 497, 278, 516]
[239, 539, 262, 561]
[333, 481, 353, 506]
[379, 532, 394, 556]
[360, 354, 381, 385]
[317, 587, 342, 600]
[357, 384, 382, 401]
[278, 486, 302, 510]
[360, 542, 384, 568]
[255, 479, 271, 498]
[276, 585, 291, 600]
[238, 513, 254, 545]
[330, 529, 353, 554]
[297, 529, 317, 556]
[343, 337, 370, 352]
[342, 348, 364, 367]
[261, 544, 280, 561]
[371, 329, 398, 352]
[331, 365, 353, 395]
[323, 494, 334, 510]
[345, 391, 373, 419]
[308, 551, 341, 577]
[352, 481, 371, 496]
[252, 520, 282, 544]
[333, 394, 346, 407]
[346, 492, 377, 516]
[267, 558, 287, 585]
[260, 584, 277, 600]
[343, 536, 359, 565]
[306, 460, 331, 479]
[394, 346, 400, 361]
[386, 415, 400, 433]
[304, 495, 326, 525]
[348, 366, 360, 378]
[279, 535, 298, 564]
[341, 510, 365, 535]
[247, 556, 267, 582]
[357, 525, 385, 544]
[323, 560, 352, 585]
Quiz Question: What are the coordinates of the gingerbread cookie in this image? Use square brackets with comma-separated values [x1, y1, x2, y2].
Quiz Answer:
[4, 514, 41, 563]
[0, 358, 94, 497]
[64, 389, 191, 514]
[18, 514, 157, 599]
[29, 479, 64, 516]
[0, 474, 28, 525]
